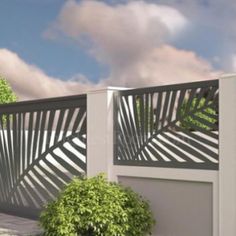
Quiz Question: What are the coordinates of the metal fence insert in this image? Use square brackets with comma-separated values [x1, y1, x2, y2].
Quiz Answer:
[0, 94, 87, 219]
[114, 80, 219, 170]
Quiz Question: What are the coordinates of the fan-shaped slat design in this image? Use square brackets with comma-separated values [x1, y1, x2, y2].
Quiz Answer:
[114, 80, 219, 170]
[0, 95, 86, 219]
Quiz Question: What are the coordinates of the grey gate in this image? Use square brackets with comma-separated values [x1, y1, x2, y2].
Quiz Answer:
[0, 94, 87, 219]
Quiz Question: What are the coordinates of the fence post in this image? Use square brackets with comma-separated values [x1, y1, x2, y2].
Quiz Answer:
[219, 75, 236, 236]
[87, 87, 121, 181]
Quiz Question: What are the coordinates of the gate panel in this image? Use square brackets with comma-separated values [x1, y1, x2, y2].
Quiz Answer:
[114, 80, 219, 170]
[0, 95, 86, 219]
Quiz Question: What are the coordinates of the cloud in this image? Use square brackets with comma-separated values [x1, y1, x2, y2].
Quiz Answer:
[101, 45, 219, 87]
[46, 0, 188, 67]
[0, 1, 221, 101]
[0, 49, 97, 100]
[46, 0, 219, 86]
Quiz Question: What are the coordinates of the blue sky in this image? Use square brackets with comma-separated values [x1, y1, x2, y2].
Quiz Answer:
[0, 0, 104, 81]
[0, 0, 235, 100]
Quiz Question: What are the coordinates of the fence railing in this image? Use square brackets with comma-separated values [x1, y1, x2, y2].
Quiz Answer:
[114, 80, 219, 170]
[0, 94, 87, 218]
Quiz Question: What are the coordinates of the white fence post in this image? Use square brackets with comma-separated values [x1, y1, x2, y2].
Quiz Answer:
[219, 75, 236, 236]
[87, 87, 121, 181]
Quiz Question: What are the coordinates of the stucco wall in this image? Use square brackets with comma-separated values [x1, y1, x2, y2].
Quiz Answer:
[119, 176, 213, 236]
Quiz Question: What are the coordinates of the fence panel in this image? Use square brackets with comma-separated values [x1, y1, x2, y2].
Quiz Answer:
[114, 80, 219, 170]
[0, 95, 86, 219]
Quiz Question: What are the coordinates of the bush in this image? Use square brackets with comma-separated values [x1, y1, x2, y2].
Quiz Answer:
[0, 77, 17, 104]
[179, 97, 217, 131]
[40, 174, 155, 236]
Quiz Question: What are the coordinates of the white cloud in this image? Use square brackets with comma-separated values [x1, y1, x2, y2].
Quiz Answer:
[0, 1, 221, 100]
[47, 0, 188, 67]
[101, 45, 219, 87]
[0, 49, 97, 100]
[46, 0, 219, 86]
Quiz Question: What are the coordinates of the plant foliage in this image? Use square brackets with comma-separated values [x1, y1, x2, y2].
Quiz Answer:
[0, 77, 17, 104]
[180, 97, 216, 130]
[40, 174, 155, 236]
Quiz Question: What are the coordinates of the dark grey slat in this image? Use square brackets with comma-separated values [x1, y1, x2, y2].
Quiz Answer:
[120, 96, 137, 155]
[17, 113, 22, 179]
[62, 108, 76, 139]
[139, 94, 145, 143]
[26, 172, 52, 203]
[119, 80, 218, 97]
[161, 132, 215, 164]
[117, 102, 135, 159]
[145, 93, 149, 141]
[160, 91, 170, 129]
[5, 115, 14, 188]
[0, 94, 86, 114]
[117, 146, 129, 161]
[193, 87, 208, 110]
[132, 95, 142, 147]
[173, 125, 218, 148]
[21, 113, 26, 175]
[145, 142, 172, 162]
[60, 146, 86, 171]
[43, 158, 71, 183]
[167, 129, 218, 160]
[50, 151, 83, 177]
[14, 189, 24, 207]
[53, 109, 66, 144]
[155, 92, 163, 131]
[37, 164, 65, 190]
[149, 93, 154, 135]
[79, 113, 87, 135]
[27, 112, 34, 166]
[69, 140, 86, 156]
[21, 178, 44, 207]
[31, 111, 41, 161]
[117, 120, 133, 160]
[125, 95, 140, 153]
[205, 86, 218, 104]
[201, 110, 218, 120]
[18, 182, 37, 208]
[184, 88, 198, 115]
[0, 116, 12, 196]
[156, 136, 198, 163]
[37, 111, 47, 158]
[30, 168, 59, 199]
[190, 114, 218, 130]
[4, 115, 15, 188]
[117, 134, 131, 161]
[167, 91, 177, 123]
[176, 89, 187, 118]
[180, 119, 218, 139]
[72, 107, 86, 133]
[141, 146, 154, 162]
[1, 115, 12, 192]
[149, 140, 181, 163]
[45, 110, 56, 150]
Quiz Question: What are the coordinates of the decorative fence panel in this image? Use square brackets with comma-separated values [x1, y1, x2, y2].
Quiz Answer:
[0, 95, 86, 219]
[114, 80, 219, 170]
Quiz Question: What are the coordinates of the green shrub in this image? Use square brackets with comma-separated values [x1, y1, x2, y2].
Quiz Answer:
[179, 97, 217, 131]
[0, 77, 17, 104]
[40, 174, 155, 236]
[0, 77, 17, 126]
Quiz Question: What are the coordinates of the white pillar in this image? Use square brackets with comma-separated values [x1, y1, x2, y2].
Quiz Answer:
[87, 87, 122, 181]
[219, 75, 236, 236]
